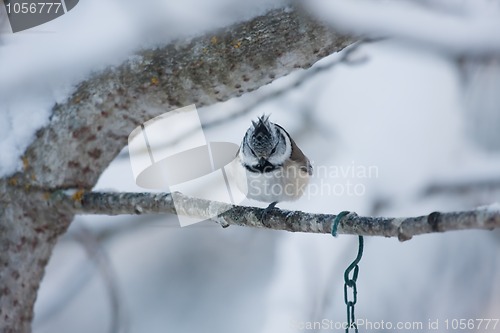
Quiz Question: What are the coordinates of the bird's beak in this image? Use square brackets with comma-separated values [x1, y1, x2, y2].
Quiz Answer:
[258, 157, 267, 166]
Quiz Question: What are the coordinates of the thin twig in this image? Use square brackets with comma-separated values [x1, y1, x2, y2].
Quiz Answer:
[422, 177, 500, 197]
[73, 226, 128, 333]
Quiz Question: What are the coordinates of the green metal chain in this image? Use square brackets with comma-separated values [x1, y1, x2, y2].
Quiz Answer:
[332, 212, 364, 333]
[344, 235, 363, 332]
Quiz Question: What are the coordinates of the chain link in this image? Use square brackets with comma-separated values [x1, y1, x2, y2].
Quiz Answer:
[331, 212, 364, 333]
[343, 235, 364, 333]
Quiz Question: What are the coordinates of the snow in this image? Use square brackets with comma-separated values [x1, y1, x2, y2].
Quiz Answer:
[305, 0, 500, 55]
[480, 202, 500, 213]
[1, 0, 499, 332]
[0, 0, 137, 177]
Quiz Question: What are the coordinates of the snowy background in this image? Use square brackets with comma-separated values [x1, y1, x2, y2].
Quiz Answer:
[1, 0, 500, 332]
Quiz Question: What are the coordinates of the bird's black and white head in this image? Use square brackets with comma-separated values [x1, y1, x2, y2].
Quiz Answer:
[239, 115, 291, 173]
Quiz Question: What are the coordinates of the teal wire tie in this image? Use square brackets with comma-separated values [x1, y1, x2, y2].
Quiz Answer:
[331, 210, 351, 237]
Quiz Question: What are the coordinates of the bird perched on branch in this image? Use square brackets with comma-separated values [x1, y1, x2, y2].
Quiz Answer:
[232, 115, 312, 220]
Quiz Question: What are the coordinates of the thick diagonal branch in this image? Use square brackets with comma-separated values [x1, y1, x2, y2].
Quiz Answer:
[64, 191, 500, 242]
[1, 6, 354, 332]
[17, 6, 354, 190]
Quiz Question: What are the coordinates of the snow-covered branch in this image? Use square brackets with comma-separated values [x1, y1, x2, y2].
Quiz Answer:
[15, 6, 354, 190]
[65, 191, 500, 242]
[0, 6, 354, 332]
[304, 0, 500, 57]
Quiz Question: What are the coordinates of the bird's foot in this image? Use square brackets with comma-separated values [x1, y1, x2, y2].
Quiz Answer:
[261, 201, 278, 227]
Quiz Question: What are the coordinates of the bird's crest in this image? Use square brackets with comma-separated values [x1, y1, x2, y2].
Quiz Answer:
[252, 115, 272, 139]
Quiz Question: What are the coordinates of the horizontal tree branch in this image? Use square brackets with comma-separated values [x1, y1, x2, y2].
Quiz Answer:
[62, 191, 500, 241]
